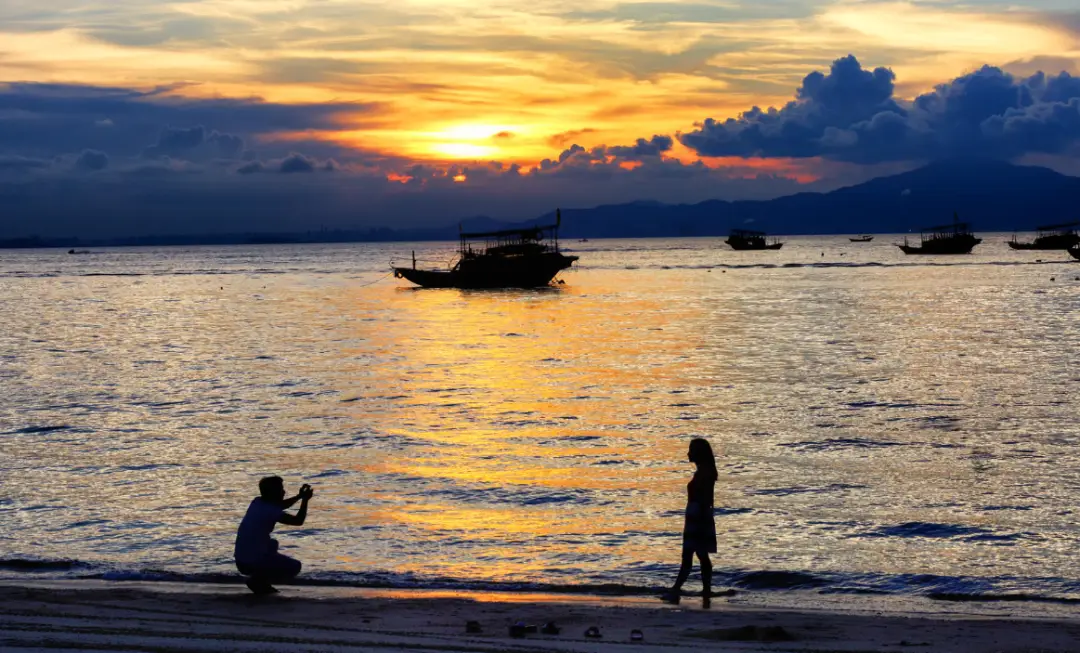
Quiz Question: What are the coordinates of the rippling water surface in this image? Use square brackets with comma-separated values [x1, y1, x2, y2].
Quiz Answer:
[2, 236, 1080, 598]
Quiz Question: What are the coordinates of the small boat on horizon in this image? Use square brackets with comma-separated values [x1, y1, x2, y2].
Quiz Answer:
[725, 229, 783, 250]
[392, 210, 578, 289]
[1008, 222, 1080, 250]
[898, 214, 981, 255]
[849, 235, 873, 242]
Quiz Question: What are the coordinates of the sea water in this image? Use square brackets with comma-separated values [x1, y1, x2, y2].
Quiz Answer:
[1, 236, 1079, 599]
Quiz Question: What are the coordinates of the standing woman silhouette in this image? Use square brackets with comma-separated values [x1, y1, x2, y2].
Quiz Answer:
[663, 437, 718, 608]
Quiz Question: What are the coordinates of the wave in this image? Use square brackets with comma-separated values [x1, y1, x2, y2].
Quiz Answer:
[848, 521, 1036, 543]
[0, 558, 91, 571]
[4, 557, 1078, 603]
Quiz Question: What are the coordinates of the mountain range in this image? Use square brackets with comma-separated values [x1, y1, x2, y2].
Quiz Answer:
[540, 158, 1080, 239]
[4, 158, 1078, 247]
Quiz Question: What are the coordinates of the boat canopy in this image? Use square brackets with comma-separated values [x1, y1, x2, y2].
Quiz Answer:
[919, 222, 972, 234]
[460, 224, 554, 240]
[1034, 221, 1080, 232]
[458, 210, 563, 255]
[460, 209, 561, 240]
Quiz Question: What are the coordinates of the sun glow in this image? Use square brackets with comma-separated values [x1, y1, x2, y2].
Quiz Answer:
[420, 124, 521, 160]
[432, 143, 498, 158]
[437, 124, 518, 140]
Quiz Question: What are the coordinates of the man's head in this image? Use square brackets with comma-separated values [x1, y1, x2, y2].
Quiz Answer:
[258, 476, 286, 502]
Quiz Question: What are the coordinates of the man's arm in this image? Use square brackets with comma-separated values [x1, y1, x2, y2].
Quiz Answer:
[279, 486, 313, 526]
[280, 484, 311, 510]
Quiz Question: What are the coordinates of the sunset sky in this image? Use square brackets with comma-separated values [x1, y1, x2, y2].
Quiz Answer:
[2, 0, 1080, 235]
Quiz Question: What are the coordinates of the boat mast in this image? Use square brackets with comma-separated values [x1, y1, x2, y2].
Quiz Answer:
[555, 208, 561, 252]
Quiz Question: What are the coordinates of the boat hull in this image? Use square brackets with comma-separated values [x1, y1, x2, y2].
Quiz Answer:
[1008, 236, 1080, 250]
[898, 236, 981, 255]
[725, 241, 783, 250]
[898, 242, 980, 255]
[849, 237, 873, 242]
[394, 253, 578, 289]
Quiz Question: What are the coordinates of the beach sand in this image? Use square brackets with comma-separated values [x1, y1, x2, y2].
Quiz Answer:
[3, 581, 1079, 652]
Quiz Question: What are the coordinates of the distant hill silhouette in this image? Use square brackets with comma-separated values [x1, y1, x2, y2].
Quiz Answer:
[4, 159, 1078, 248]
[538, 158, 1080, 239]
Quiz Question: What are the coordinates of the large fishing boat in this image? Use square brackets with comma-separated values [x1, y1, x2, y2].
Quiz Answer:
[392, 210, 578, 289]
[725, 229, 783, 250]
[1008, 222, 1080, 250]
[898, 214, 981, 255]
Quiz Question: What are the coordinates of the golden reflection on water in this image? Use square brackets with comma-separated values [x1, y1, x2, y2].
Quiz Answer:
[2, 240, 1080, 592]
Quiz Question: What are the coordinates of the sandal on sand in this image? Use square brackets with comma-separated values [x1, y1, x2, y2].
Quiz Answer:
[584, 626, 603, 639]
[660, 591, 681, 605]
[465, 621, 482, 634]
[541, 622, 561, 635]
[631, 629, 644, 642]
[703, 596, 711, 610]
[245, 578, 278, 595]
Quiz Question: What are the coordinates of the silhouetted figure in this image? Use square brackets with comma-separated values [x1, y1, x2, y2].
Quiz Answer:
[663, 438, 717, 608]
[234, 476, 313, 594]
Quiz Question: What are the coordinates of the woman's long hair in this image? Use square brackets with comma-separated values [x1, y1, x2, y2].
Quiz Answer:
[689, 438, 717, 478]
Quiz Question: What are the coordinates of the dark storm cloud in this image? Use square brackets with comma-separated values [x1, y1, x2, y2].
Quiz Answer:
[235, 153, 338, 175]
[1028, 70, 1080, 103]
[280, 153, 316, 173]
[679, 56, 1080, 163]
[0, 82, 370, 160]
[532, 135, 673, 175]
[606, 135, 674, 157]
[142, 125, 247, 160]
[75, 149, 109, 171]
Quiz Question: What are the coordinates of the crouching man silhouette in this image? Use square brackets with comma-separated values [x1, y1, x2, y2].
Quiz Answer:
[235, 476, 313, 594]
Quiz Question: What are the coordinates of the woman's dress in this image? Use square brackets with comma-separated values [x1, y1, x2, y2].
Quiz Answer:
[682, 468, 717, 553]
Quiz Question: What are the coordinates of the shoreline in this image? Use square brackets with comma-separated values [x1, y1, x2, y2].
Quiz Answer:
[6, 558, 1080, 606]
[4, 580, 1080, 652]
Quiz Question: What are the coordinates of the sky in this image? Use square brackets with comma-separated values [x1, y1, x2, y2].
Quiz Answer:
[2, 0, 1080, 236]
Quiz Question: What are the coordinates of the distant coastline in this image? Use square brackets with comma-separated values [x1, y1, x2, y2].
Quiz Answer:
[0, 229, 416, 249]
[4, 159, 1079, 248]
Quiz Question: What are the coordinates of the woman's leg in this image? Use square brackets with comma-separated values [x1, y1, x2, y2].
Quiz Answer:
[697, 551, 713, 608]
[668, 548, 695, 595]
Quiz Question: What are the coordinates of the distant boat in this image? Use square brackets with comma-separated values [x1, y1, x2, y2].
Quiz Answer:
[392, 209, 578, 288]
[725, 229, 783, 250]
[849, 235, 874, 242]
[898, 214, 981, 255]
[67, 249, 91, 255]
[1069, 246, 1080, 261]
[1008, 222, 1080, 250]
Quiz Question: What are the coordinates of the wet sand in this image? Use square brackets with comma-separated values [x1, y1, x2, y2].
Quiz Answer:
[3, 581, 1080, 652]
